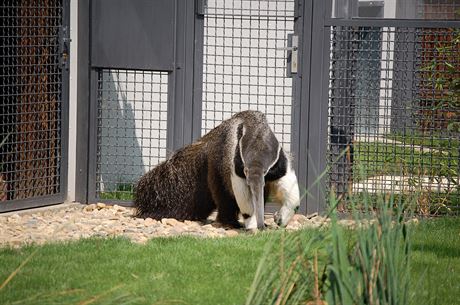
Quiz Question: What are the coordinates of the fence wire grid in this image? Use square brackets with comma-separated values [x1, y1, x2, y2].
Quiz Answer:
[95, 69, 168, 201]
[0, 0, 64, 204]
[202, 0, 295, 152]
[328, 25, 460, 215]
[416, 0, 460, 19]
[331, 0, 460, 19]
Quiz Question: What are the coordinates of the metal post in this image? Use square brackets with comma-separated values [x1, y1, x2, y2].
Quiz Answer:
[75, 0, 90, 204]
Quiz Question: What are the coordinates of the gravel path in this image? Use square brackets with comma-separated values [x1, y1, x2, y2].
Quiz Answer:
[0, 203, 333, 248]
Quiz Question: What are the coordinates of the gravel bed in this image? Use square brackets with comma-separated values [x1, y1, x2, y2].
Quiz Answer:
[0, 203, 336, 248]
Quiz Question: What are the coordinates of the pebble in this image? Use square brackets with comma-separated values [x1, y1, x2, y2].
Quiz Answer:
[202, 224, 215, 230]
[144, 218, 157, 226]
[225, 230, 239, 237]
[161, 218, 179, 227]
[96, 202, 107, 209]
[1, 203, 404, 248]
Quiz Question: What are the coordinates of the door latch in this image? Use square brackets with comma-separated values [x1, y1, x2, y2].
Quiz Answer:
[60, 26, 70, 70]
[278, 34, 298, 76]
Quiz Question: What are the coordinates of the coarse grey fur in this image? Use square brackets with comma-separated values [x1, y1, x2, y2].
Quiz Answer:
[134, 110, 300, 229]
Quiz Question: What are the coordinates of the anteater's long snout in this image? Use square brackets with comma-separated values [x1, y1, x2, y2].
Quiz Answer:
[245, 169, 265, 230]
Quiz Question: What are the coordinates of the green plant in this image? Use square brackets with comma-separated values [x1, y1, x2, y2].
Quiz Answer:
[245, 230, 327, 305]
[245, 190, 414, 305]
[423, 28, 460, 132]
[325, 194, 412, 305]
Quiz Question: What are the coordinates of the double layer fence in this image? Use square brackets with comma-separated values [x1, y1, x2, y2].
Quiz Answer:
[327, 4, 460, 214]
[0, 0, 458, 215]
[0, 0, 68, 212]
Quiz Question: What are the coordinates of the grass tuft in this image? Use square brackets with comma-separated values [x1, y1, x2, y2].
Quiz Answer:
[245, 230, 326, 305]
[325, 193, 412, 305]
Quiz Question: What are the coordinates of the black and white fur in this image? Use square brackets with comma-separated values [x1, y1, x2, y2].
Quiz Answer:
[134, 110, 300, 230]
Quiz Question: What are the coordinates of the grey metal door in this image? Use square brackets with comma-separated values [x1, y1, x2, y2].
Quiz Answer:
[85, 0, 197, 204]
[196, 0, 302, 151]
[0, 0, 70, 212]
[193, 0, 311, 213]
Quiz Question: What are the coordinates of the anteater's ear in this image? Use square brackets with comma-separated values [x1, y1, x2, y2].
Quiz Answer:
[237, 123, 247, 164]
[233, 124, 246, 178]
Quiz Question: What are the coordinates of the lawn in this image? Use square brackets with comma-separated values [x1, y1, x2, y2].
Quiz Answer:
[410, 217, 460, 305]
[351, 138, 459, 212]
[99, 183, 135, 201]
[353, 140, 459, 181]
[1, 218, 459, 305]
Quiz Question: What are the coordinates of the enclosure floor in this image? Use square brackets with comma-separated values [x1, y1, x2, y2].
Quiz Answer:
[0, 204, 331, 248]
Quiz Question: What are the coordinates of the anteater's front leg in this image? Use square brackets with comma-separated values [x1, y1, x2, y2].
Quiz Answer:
[267, 169, 300, 227]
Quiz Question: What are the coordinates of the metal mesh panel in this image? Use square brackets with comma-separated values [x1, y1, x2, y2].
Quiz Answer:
[331, 0, 460, 19]
[0, 0, 63, 202]
[416, 0, 460, 19]
[96, 69, 168, 201]
[202, 0, 295, 152]
[328, 26, 460, 214]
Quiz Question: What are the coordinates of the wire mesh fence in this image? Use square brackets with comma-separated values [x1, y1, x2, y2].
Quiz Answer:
[2, 0, 458, 216]
[331, 0, 460, 19]
[328, 25, 460, 215]
[202, 0, 295, 152]
[0, 0, 64, 204]
[95, 69, 169, 201]
[416, 0, 460, 19]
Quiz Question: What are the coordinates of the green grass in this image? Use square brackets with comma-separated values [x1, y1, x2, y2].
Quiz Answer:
[386, 133, 460, 154]
[352, 138, 459, 212]
[341, 191, 460, 215]
[99, 191, 134, 201]
[410, 217, 460, 305]
[354, 141, 459, 181]
[353, 131, 459, 182]
[0, 231, 312, 305]
[99, 183, 134, 201]
[1, 218, 459, 305]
